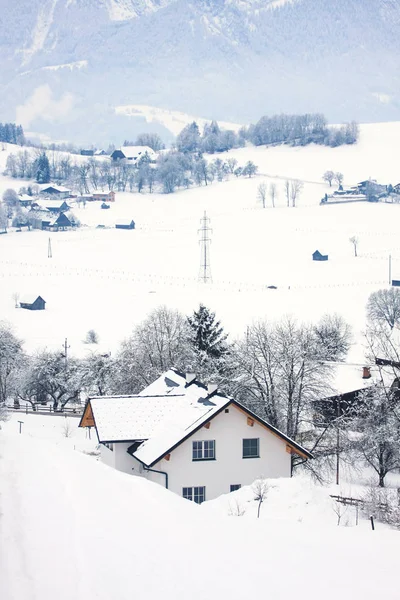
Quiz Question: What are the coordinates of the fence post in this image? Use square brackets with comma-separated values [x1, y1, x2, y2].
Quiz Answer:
[370, 516, 375, 531]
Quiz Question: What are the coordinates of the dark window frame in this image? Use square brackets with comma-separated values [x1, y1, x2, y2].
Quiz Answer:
[242, 438, 260, 458]
[230, 484, 241, 492]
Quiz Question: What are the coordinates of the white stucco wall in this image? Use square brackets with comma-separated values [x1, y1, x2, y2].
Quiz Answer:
[153, 404, 292, 501]
[98, 405, 293, 501]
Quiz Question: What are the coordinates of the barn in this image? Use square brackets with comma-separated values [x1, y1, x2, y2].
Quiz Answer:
[116, 220, 135, 230]
[20, 296, 46, 311]
[312, 250, 328, 261]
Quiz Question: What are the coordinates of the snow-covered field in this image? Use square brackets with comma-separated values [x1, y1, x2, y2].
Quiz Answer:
[1, 413, 399, 600]
[1, 122, 400, 360]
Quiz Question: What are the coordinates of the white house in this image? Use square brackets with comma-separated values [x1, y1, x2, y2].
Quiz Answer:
[79, 369, 312, 503]
[110, 146, 157, 163]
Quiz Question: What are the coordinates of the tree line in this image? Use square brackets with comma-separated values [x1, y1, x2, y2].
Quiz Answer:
[242, 114, 359, 148]
[0, 122, 25, 145]
[4, 148, 258, 195]
[2, 289, 400, 493]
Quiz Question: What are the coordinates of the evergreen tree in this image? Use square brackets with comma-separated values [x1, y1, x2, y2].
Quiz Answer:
[35, 153, 51, 184]
[188, 304, 229, 361]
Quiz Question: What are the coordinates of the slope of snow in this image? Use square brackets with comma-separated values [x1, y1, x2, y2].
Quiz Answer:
[0, 426, 399, 600]
[21, 0, 59, 66]
[106, 0, 172, 21]
[0, 122, 399, 360]
[115, 104, 242, 136]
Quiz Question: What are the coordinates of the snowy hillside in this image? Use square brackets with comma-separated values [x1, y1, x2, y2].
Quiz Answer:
[0, 122, 399, 359]
[1, 418, 399, 600]
[1, 0, 400, 142]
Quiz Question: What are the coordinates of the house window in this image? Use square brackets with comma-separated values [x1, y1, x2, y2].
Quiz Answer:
[230, 484, 241, 492]
[183, 486, 206, 504]
[243, 438, 259, 458]
[192, 440, 215, 461]
[103, 442, 114, 451]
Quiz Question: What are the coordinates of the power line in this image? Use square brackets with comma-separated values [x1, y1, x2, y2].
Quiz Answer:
[198, 211, 212, 283]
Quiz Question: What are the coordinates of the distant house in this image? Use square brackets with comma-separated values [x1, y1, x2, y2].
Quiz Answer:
[110, 146, 157, 163]
[116, 220, 135, 230]
[312, 362, 399, 424]
[80, 149, 94, 156]
[18, 194, 33, 208]
[92, 191, 115, 202]
[312, 250, 328, 261]
[49, 213, 73, 231]
[40, 185, 71, 199]
[94, 150, 108, 156]
[20, 296, 46, 311]
[79, 369, 312, 502]
[31, 200, 71, 213]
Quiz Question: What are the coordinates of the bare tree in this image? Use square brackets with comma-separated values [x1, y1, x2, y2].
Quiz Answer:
[12, 292, 20, 308]
[231, 317, 332, 440]
[334, 172, 344, 187]
[269, 183, 277, 208]
[257, 182, 267, 208]
[226, 158, 238, 174]
[252, 479, 269, 518]
[290, 179, 304, 207]
[323, 170, 335, 187]
[0, 323, 23, 405]
[228, 499, 246, 517]
[85, 329, 99, 344]
[349, 235, 358, 257]
[366, 288, 400, 331]
[332, 499, 348, 526]
[284, 180, 290, 207]
[313, 313, 352, 361]
[113, 306, 196, 394]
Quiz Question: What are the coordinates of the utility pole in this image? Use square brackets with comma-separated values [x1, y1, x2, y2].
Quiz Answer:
[48, 237, 52, 258]
[389, 254, 392, 285]
[62, 338, 70, 370]
[198, 211, 212, 283]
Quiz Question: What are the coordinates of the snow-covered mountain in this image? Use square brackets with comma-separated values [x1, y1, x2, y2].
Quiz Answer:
[1, 0, 400, 143]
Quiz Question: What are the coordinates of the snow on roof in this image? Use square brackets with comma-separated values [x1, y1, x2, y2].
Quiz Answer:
[137, 369, 187, 396]
[19, 295, 42, 304]
[41, 184, 70, 193]
[118, 146, 156, 159]
[33, 200, 70, 210]
[89, 369, 229, 464]
[327, 362, 397, 397]
[18, 194, 33, 201]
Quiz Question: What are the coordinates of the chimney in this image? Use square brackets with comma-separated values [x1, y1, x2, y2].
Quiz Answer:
[362, 366, 371, 379]
[185, 373, 196, 386]
[207, 383, 218, 396]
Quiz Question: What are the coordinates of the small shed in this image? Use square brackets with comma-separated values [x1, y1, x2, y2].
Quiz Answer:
[312, 250, 328, 261]
[116, 220, 135, 230]
[20, 296, 46, 311]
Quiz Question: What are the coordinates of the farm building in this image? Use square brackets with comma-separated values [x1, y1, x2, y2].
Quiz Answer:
[79, 369, 312, 502]
[18, 194, 33, 208]
[48, 213, 74, 231]
[20, 296, 46, 311]
[80, 149, 94, 156]
[110, 146, 157, 163]
[92, 191, 115, 202]
[312, 250, 328, 261]
[94, 149, 108, 156]
[40, 185, 71, 199]
[32, 200, 71, 213]
[116, 220, 135, 230]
